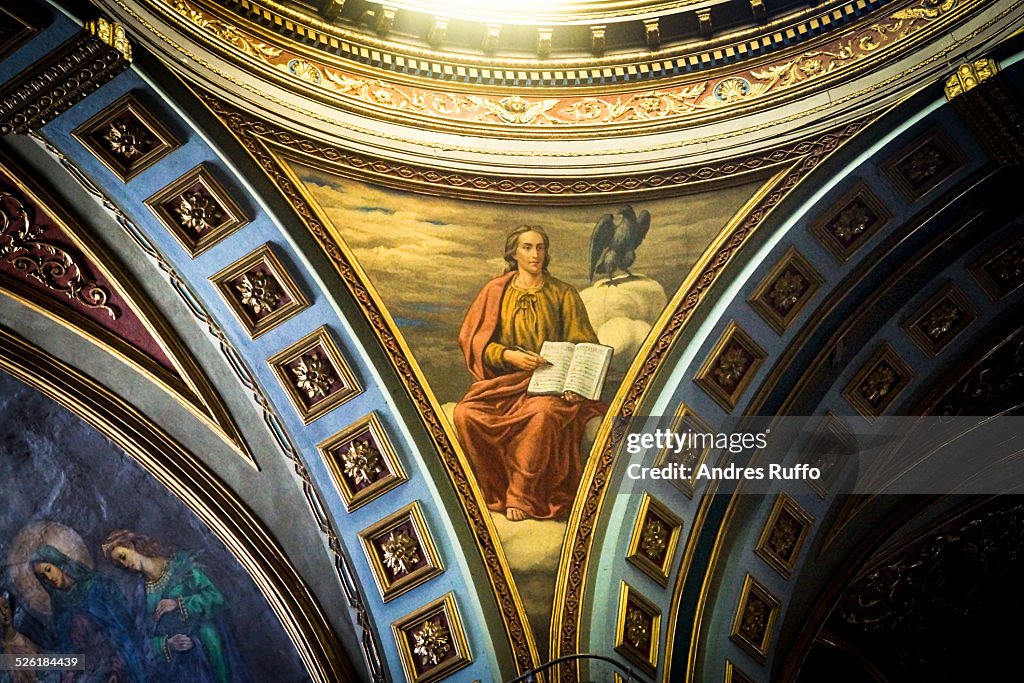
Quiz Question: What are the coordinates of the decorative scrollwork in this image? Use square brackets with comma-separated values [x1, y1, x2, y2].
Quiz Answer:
[0, 190, 118, 318]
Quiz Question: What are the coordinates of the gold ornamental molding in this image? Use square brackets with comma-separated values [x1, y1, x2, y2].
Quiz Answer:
[113, 0, 994, 138]
[195, 73, 877, 675]
[0, 151, 253, 465]
[0, 325, 359, 682]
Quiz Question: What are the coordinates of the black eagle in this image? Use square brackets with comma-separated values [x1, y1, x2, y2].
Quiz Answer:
[588, 205, 651, 283]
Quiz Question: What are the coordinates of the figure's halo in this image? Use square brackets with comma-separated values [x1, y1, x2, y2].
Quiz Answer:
[6, 521, 92, 616]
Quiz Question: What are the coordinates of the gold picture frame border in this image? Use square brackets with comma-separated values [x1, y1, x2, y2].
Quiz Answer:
[358, 501, 444, 602]
[626, 492, 684, 587]
[319, 411, 408, 512]
[210, 243, 310, 339]
[754, 492, 814, 579]
[71, 92, 180, 183]
[694, 321, 767, 413]
[145, 163, 250, 258]
[614, 581, 661, 676]
[841, 342, 914, 419]
[653, 403, 714, 498]
[391, 592, 473, 683]
[728, 573, 781, 664]
[747, 245, 824, 334]
[267, 325, 363, 424]
[808, 181, 892, 263]
[900, 281, 978, 357]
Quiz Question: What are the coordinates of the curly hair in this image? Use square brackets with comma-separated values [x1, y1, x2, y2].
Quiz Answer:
[101, 529, 176, 562]
[503, 225, 551, 273]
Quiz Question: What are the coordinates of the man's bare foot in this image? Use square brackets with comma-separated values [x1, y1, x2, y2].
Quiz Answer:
[506, 507, 528, 522]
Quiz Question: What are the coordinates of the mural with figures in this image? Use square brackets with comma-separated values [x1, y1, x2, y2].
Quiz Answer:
[295, 165, 766, 652]
[0, 372, 310, 683]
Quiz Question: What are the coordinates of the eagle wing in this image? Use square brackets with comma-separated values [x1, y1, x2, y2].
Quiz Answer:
[589, 213, 616, 281]
[634, 209, 651, 248]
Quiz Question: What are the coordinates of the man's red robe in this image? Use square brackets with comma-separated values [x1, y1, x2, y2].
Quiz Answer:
[454, 271, 606, 519]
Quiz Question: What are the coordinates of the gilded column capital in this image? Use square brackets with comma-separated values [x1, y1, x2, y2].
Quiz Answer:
[944, 58, 999, 100]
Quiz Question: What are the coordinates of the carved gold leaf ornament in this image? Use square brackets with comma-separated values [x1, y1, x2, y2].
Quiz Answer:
[175, 192, 222, 232]
[625, 607, 650, 649]
[412, 619, 450, 666]
[341, 439, 383, 485]
[0, 190, 118, 319]
[381, 530, 420, 576]
[104, 120, 151, 160]
[640, 518, 667, 560]
[292, 352, 335, 398]
[161, 0, 959, 128]
[235, 271, 281, 315]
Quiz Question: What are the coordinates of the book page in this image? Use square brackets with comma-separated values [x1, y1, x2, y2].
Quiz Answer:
[563, 343, 613, 400]
[527, 341, 575, 395]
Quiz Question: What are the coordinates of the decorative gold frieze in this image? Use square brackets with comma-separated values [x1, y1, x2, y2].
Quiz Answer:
[359, 502, 443, 602]
[627, 493, 684, 586]
[748, 247, 823, 334]
[145, 164, 248, 256]
[73, 93, 179, 183]
[319, 412, 407, 512]
[615, 583, 661, 675]
[810, 182, 891, 262]
[268, 326, 362, 424]
[843, 344, 913, 418]
[654, 405, 714, 498]
[755, 493, 814, 579]
[969, 234, 1024, 300]
[882, 128, 965, 200]
[729, 574, 780, 663]
[902, 283, 977, 356]
[695, 322, 766, 412]
[210, 244, 309, 338]
[802, 413, 856, 498]
[392, 593, 472, 683]
[0, 20, 132, 135]
[944, 58, 999, 99]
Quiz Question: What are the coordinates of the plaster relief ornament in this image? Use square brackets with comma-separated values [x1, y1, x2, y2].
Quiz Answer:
[176, 192, 222, 233]
[411, 619, 449, 666]
[640, 519, 667, 561]
[768, 270, 806, 313]
[381, 530, 420, 576]
[714, 346, 751, 390]
[235, 271, 281, 315]
[625, 607, 651, 649]
[341, 440, 383, 486]
[292, 352, 336, 399]
[860, 364, 897, 404]
[103, 119, 151, 161]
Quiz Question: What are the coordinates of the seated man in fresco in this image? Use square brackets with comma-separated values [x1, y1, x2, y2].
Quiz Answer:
[455, 225, 607, 522]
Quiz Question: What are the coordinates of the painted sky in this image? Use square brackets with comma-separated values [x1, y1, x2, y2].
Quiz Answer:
[296, 166, 764, 404]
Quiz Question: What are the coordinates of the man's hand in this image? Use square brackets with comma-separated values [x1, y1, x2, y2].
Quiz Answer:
[562, 391, 584, 403]
[504, 349, 550, 371]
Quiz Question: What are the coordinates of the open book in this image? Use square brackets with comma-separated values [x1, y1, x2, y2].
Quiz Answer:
[527, 341, 614, 401]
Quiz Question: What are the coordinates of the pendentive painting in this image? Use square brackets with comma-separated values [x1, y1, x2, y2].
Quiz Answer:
[295, 163, 765, 647]
[0, 372, 310, 682]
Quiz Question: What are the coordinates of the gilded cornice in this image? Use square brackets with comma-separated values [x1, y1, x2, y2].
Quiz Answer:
[119, 0, 997, 138]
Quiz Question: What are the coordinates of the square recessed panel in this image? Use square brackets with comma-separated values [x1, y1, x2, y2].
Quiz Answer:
[810, 182, 891, 262]
[145, 164, 249, 257]
[210, 243, 309, 338]
[755, 493, 813, 579]
[725, 660, 756, 683]
[0, 6, 39, 60]
[358, 502, 443, 602]
[902, 283, 977, 356]
[392, 593, 472, 683]
[319, 412, 407, 512]
[842, 343, 914, 418]
[969, 233, 1024, 300]
[626, 493, 683, 586]
[654, 405, 714, 498]
[748, 246, 824, 334]
[72, 92, 179, 183]
[883, 128, 965, 201]
[615, 582, 661, 676]
[695, 322, 766, 412]
[268, 326, 362, 424]
[729, 574, 781, 663]
[802, 413, 857, 498]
